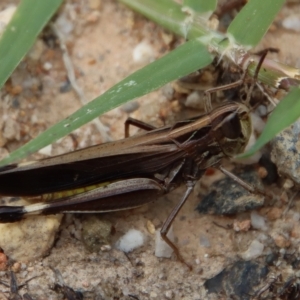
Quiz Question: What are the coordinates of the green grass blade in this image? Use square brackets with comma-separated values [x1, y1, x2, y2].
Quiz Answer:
[0, 0, 63, 89]
[183, 0, 217, 14]
[120, 0, 289, 89]
[119, 0, 220, 40]
[239, 87, 300, 158]
[227, 0, 285, 47]
[0, 39, 213, 166]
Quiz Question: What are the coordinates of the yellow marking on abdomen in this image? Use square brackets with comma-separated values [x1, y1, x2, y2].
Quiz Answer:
[27, 182, 110, 202]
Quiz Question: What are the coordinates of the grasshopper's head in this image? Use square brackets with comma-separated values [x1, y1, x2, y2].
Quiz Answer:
[211, 102, 252, 158]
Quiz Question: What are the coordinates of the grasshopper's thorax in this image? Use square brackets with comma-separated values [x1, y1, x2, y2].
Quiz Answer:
[211, 102, 251, 158]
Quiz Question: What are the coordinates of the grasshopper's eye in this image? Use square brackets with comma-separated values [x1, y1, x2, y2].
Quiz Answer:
[221, 113, 242, 139]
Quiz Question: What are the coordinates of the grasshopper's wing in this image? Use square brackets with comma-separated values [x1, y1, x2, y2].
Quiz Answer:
[0, 143, 183, 196]
[0, 116, 214, 197]
[0, 178, 165, 223]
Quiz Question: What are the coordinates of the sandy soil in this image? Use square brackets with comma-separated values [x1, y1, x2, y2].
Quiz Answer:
[0, 1, 300, 299]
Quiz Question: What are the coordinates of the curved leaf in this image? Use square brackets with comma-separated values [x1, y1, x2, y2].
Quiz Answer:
[239, 87, 300, 158]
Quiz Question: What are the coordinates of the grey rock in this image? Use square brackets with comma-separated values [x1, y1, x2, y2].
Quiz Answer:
[271, 124, 300, 186]
[204, 260, 269, 299]
[197, 167, 264, 215]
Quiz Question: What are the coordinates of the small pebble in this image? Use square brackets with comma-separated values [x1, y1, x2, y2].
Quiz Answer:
[155, 227, 174, 258]
[43, 62, 53, 71]
[185, 91, 202, 109]
[121, 101, 139, 113]
[82, 281, 90, 288]
[267, 207, 282, 221]
[273, 234, 291, 248]
[258, 154, 278, 184]
[0, 253, 7, 271]
[233, 219, 251, 232]
[240, 239, 264, 260]
[146, 220, 156, 235]
[38, 144, 53, 156]
[279, 248, 286, 255]
[256, 105, 267, 117]
[161, 84, 174, 101]
[100, 245, 111, 252]
[165, 290, 174, 299]
[282, 14, 300, 32]
[11, 262, 21, 273]
[283, 178, 294, 189]
[251, 211, 267, 231]
[257, 166, 268, 179]
[132, 41, 155, 64]
[116, 229, 145, 253]
[3, 118, 20, 141]
[158, 273, 166, 280]
[55, 14, 74, 36]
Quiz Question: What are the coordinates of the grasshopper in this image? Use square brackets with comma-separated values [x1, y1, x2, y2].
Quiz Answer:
[0, 101, 251, 265]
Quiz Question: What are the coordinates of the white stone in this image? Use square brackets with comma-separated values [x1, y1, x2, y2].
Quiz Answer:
[38, 144, 52, 156]
[155, 227, 174, 258]
[132, 41, 154, 64]
[55, 13, 74, 36]
[251, 211, 267, 230]
[43, 62, 53, 71]
[115, 229, 145, 253]
[240, 239, 264, 260]
[282, 14, 300, 32]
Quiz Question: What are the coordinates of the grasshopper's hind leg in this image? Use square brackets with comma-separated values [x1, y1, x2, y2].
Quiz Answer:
[124, 117, 156, 137]
[160, 181, 195, 270]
